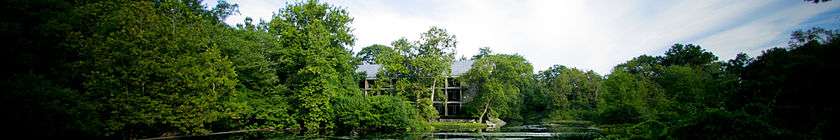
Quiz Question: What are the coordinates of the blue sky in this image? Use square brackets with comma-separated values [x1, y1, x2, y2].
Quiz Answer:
[204, 0, 840, 74]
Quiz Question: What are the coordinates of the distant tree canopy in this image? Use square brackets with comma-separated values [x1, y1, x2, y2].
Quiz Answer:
[659, 44, 718, 67]
[471, 47, 493, 60]
[355, 44, 394, 64]
[594, 29, 839, 139]
[805, 0, 832, 3]
[530, 65, 605, 120]
[3, 0, 837, 139]
[732, 28, 839, 139]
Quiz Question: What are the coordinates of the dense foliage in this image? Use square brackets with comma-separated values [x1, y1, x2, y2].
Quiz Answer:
[2, 0, 421, 138]
[592, 29, 839, 139]
[3, 0, 836, 139]
[368, 27, 458, 121]
[333, 95, 430, 135]
[460, 54, 533, 122]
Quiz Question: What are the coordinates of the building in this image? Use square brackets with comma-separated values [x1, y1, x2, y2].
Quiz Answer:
[356, 60, 474, 118]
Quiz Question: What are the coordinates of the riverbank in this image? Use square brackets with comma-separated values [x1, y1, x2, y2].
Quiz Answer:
[427, 120, 602, 139]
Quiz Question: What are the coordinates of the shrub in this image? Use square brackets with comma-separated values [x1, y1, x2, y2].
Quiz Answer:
[431, 122, 487, 132]
[333, 95, 430, 135]
[598, 105, 643, 124]
[666, 109, 784, 140]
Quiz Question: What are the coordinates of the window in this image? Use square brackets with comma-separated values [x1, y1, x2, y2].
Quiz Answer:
[434, 103, 445, 116]
[447, 78, 459, 87]
[447, 103, 461, 115]
[366, 80, 376, 89]
[447, 89, 461, 101]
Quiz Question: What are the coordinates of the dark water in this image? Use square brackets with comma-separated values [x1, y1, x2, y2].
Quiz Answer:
[195, 131, 599, 140]
[430, 132, 599, 140]
[194, 123, 600, 139]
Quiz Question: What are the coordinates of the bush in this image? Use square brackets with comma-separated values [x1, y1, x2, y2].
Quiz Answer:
[599, 105, 643, 124]
[431, 122, 487, 132]
[333, 95, 430, 135]
[666, 109, 784, 140]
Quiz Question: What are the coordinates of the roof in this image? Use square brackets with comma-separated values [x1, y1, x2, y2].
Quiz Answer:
[450, 60, 474, 76]
[356, 60, 474, 79]
[356, 64, 382, 78]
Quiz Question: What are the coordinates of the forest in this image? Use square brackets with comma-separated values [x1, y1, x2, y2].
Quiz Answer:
[2, 0, 837, 139]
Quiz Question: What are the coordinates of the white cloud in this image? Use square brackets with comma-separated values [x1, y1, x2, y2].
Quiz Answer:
[696, 2, 840, 60]
[207, 0, 840, 74]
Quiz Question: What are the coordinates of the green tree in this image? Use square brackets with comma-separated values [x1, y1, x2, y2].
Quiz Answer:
[659, 44, 718, 67]
[333, 95, 430, 135]
[614, 55, 662, 78]
[1, 0, 99, 137]
[213, 18, 294, 133]
[268, 0, 360, 134]
[356, 44, 394, 64]
[723, 53, 752, 76]
[69, 0, 238, 137]
[471, 47, 493, 60]
[376, 27, 457, 121]
[732, 28, 839, 139]
[535, 65, 604, 120]
[461, 54, 533, 122]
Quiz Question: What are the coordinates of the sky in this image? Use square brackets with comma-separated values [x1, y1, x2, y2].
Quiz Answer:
[204, 0, 840, 74]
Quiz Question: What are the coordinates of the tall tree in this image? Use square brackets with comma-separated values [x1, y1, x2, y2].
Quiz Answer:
[376, 27, 457, 121]
[461, 54, 533, 122]
[71, 0, 238, 137]
[268, 0, 359, 134]
[214, 18, 294, 132]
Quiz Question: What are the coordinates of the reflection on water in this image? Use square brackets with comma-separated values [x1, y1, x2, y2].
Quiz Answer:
[197, 131, 598, 140]
[432, 132, 599, 140]
[196, 123, 600, 139]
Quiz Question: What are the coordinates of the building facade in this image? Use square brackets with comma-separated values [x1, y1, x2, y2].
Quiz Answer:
[356, 60, 474, 118]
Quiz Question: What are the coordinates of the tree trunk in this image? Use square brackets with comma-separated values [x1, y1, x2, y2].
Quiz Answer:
[478, 100, 491, 123]
[431, 78, 437, 108]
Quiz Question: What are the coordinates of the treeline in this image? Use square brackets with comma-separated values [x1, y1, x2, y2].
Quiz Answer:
[451, 32, 838, 139]
[597, 29, 838, 139]
[3, 0, 837, 139]
[2, 0, 429, 138]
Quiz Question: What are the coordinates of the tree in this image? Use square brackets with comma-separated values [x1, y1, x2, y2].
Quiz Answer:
[614, 55, 661, 78]
[376, 27, 457, 121]
[734, 28, 839, 138]
[724, 53, 752, 76]
[471, 47, 493, 60]
[214, 18, 295, 133]
[333, 95, 430, 135]
[209, 0, 239, 21]
[789, 27, 839, 47]
[461, 54, 533, 122]
[1, 0, 98, 137]
[356, 44, 394, 64]
[70, 0, 238, 137]
[542, 66, 604, 120]
[598, 42, 741, 138]
[659, 44, 718, 67]
[268, 0, 360, 134]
